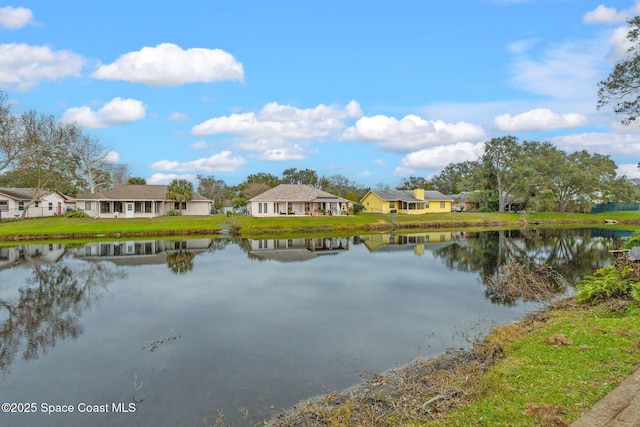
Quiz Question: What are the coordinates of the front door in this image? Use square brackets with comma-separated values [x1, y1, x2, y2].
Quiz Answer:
[126, 202, 134, 218]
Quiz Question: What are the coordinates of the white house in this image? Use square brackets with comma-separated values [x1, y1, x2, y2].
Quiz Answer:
[248, 184, 351, 217]
[75, 185, 211, 218]
[0, 188, 75, 219]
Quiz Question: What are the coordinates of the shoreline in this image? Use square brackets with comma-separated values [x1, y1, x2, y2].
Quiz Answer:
[0, 215, 638, 242]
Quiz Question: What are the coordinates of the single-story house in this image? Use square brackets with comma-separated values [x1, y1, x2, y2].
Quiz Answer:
[248, 184, 351, 217]
[0, 188, 75, 218]
[360, 189, 453, 214]
[75, 185, 211, 218]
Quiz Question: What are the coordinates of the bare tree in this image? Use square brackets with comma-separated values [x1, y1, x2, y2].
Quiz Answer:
[0, 92, 24, 173]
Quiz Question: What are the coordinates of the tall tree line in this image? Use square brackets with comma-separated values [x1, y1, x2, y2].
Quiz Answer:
[420, 136, 637, 212]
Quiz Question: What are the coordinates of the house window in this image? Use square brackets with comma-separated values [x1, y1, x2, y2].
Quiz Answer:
[135, 202, 142, 213]
[144, 201, 152, 213]
[258, 203, 262, 213]
[48, 202, 53, 211]
[85, 201, 92, 210]
[425, 201, 430, 208]
[114, 201, 124, 213]
[263, 203, 268, 213]
[100, 201, 111, 213]
[389, 202, 395, 209]
[174, 202, 187, 210]
[0, 201, 7, 211]
[18, 201, 24, 211]
[440, 201, 445, 208]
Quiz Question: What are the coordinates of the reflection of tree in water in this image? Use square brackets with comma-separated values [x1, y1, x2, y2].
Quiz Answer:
[166, 251, 195, 275]
[0, 254, 126, 376]
[434, 228, 626, 305]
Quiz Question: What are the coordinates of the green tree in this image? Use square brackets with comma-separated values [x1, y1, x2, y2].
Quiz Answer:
[481, 136, 522, 212]
[429, 161, 480, 195]
[598, 16, 640, 125]
[166, 179, 194, 215]
[197, 174, 229, 209]
[396, 176, 430, 190]
[244, 172, 281, 187]
[127, 177, 146, 185]
[282, 168, 318, 186]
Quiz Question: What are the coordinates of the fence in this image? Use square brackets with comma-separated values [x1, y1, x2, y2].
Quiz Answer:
[590, 202, 640, 213]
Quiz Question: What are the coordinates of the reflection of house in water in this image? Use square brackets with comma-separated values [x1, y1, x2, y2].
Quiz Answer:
[361, 232, 454, 256]
[243, 237, 350, 262]
[72, 239, 214, 265]
[0, 243, 67, 269]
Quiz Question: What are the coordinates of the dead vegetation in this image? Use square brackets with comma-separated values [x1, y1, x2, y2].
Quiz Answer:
[262, 300, 583, 427]
[485, 256, 568, 305]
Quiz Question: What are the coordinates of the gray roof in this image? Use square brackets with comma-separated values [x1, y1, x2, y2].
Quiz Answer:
[0, 188, 47, 200]
[76, 185, 209, 202]
[367, 189, 453, 202]
[249, 184, 348, 203]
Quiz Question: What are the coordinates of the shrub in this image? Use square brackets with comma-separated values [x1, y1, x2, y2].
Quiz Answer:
[167, 209, 181, 216]
[624, 231, 640, 249]
[576, 265, 640, 303]
[64, 209, 88, 218]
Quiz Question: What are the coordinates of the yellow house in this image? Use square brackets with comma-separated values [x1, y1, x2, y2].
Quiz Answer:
[360, 189, 453, 214]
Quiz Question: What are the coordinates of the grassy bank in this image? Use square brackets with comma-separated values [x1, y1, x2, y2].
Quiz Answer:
[269, 297, 640, 426]
[1, 211, 639, 241]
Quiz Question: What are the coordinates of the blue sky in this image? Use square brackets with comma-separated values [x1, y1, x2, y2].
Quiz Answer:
[1, 0, 639, 188]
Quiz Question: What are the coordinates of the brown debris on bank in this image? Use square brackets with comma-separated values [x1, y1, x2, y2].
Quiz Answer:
[264, 298, 579, 427]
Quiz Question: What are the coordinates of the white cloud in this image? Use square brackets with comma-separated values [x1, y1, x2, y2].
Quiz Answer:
[583, 5, 628, 24]
[617, 163, 640, 179]
[192, 100, 361, 161]
[92, 43, 244, 87]
[190, 140, 209, 150]
[508, 40, 603, 100]
[551, 132, 640, 157]
[607, 26, 633, 61]
[60, 97, 146, 128]
[193, 100, 361, 138]
[104, 151, 120, 163]
[147, 173, 198, 185]
[494, 108, 588, 131]
[259, 145, 307, 161]
[0, 43, 85, 91]
[0, 6, 33, 29]
[343, 114, 486, 152]
[151, 150, 246, 173]
[394, 142, 485, 176]
[169, 112, 189, 122]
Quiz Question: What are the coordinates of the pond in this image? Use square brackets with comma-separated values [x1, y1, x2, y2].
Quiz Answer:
[0, 228, 633, 426]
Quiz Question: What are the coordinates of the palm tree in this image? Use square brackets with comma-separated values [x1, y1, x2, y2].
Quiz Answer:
[166, 179, 194, 215]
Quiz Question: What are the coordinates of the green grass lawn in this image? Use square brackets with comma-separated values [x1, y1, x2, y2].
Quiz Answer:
[428, 299, 640, 426]
[0, 211, 638, 241]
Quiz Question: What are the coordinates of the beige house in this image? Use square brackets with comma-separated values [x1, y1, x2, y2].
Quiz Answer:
[75, 185, 211, 218]
[248, 184, 351, 217]
[0, 188, 75, 219]
[360, 189, 453, 214]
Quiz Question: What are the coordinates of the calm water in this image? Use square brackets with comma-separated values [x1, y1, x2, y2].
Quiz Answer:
[0, 228, 632, 426]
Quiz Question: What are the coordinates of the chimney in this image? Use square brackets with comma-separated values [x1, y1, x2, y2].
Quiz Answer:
[413, 189, 424, 200]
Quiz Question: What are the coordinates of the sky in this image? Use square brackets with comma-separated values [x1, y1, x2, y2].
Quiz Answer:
[1, 0, 639, 188]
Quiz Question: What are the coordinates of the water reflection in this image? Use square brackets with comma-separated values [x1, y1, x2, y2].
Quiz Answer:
[0, 254, 125, 376]
[0, 228, 632, 426]
[241, 237, 350, 262]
